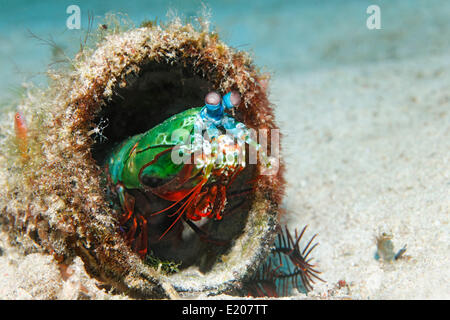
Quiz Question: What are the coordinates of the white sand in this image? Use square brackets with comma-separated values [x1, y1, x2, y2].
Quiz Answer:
[0, 53, 449, 299]
[273, 54, 450, 299]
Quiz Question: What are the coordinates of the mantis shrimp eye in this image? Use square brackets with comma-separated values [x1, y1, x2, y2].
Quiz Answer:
[229, 90, 241, 107]
[222, 90, 241, 109]
[205, 91, 221, 107]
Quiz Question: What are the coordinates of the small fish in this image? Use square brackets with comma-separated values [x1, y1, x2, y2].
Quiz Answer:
[375, 232, 407, 262]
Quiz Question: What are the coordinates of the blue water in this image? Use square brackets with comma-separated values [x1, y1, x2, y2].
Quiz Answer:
[1, 0, 450, 103]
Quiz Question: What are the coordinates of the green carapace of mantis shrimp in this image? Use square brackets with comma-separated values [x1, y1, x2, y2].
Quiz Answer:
[105, 91, 271, 258]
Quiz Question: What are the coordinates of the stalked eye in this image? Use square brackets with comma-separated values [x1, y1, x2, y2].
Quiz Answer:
[229, 90, 241, 107]
[222, 90, 241, 109]
[141, 176, 167, 188]
[205, 91, 221, 106]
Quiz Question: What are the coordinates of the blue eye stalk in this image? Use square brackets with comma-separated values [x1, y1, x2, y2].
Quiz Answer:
[202, 91, 241, 122]
[198, 89, 262, 159]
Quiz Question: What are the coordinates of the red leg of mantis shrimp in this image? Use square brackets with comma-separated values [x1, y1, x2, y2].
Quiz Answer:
[158, 178, 207, 240]
[182, 184, 229, 246]
[211, 185, 227, 220]
[125, 217, 138, 245]
[201, 186, 217, 215]
[195, 187, 213, 212]
[186, 186, 217, 221]
[135, 215, 148, 258]
[150, 176, 205, 217]
[179, 186, 209, 221]
[184, 194, 202, 221]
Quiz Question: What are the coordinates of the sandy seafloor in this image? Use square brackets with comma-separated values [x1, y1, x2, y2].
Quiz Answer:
[274, 54, 450, 299]
[0, 0, 449, 299]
